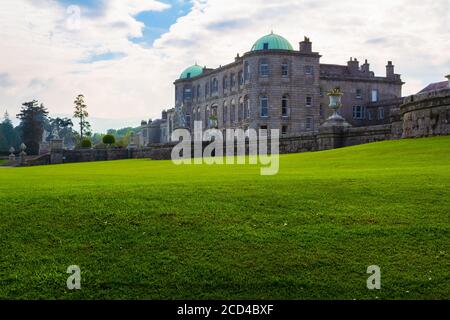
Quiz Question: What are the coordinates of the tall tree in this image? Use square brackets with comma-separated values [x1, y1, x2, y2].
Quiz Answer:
[0, 111, 20, 152]
[73, 94, 91, 140]
[16, 100, 49, 155]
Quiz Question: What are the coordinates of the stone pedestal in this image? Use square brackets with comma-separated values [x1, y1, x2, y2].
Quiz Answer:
[318, 114, 352, 150]
[50, 138, 64, 164]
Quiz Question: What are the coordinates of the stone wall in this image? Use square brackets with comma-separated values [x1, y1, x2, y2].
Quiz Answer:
[401, 88, 450, 138]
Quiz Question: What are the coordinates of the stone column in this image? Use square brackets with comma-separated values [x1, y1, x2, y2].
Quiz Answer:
[8, 147, 16, 162]
[19, 143, 27, 166]
[50, 138, 64, 164]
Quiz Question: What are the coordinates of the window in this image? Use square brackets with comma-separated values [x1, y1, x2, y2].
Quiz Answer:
[260, 61, 269, 77]
[231, 99, 236, 123]
[319, 87, 324, 97]
[239, 71, 244, 86]
[371, 89, 379, 102]
[356, 89, 363, 99]
[244, 96, 250, 119]
[231, 73, 236, 88]
[260, 96, 269, 117]
[223, 102, 228, 125]
[223, 76, 228, 91]
[197, 107, 201, 120]
[186, 114, 191, 127]
[353, 106, 366, 119]
[205, 83, 209, 98]
[378, 107, 385, 120]
[281, 63, 289, 77]
[212, 78, 218, 93]
[306, 117, 314, 130]
[184, 87, 192, 100]
[263, 43, 269, 50]
[306, 96, 312, 107]
[305, 66, 313, 75]
[244, 61, 250, 81]
[282, 125, 288, 135]
[367, 111, 373, 121]
[186, 72, 191, 79]
[238, 97, 244, 122]
[197, 85, 201, 100]
[282, 95, 289, 117]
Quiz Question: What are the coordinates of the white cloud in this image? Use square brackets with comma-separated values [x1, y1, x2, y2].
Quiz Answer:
[0, 0, 448, 132]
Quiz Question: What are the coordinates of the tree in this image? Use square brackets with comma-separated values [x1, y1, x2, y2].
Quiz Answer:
[45, 117, 76, 149]
[102, 134, 115, 146]
[73, 94, 91, 140]
[0, 111, 20, 153]
[16, 101, 48, 155]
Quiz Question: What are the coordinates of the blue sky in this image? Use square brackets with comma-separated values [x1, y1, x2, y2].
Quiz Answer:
[59, 0, 193, 46]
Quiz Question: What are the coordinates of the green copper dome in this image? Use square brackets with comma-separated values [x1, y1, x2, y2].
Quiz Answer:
[180, 64, 203, 80]
[251, 32, 294, 52]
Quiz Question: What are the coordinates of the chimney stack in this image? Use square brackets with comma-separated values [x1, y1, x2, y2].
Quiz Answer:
[299, 36, 312, 53]
[361, 59, 370, 74]
[386, 61, 395, 78]
[347, 57, 359, 74]
[446, 74, 450, 88]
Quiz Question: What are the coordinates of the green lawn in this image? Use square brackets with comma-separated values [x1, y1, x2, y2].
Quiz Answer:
[0, 136, 449, 300]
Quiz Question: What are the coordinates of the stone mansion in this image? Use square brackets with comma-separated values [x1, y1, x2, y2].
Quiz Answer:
[140, 33, 403, 144]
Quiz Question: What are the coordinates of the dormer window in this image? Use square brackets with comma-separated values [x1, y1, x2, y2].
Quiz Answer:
[186, 73, 191, 79]
[263, 43, 269, 50]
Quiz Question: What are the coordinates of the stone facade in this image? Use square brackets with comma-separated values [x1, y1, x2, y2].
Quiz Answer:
[140, 35, 403, 145]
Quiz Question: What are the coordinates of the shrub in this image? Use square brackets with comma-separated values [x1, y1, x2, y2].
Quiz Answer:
[102, 134, 116, 146]
[80, 139, 92, 148]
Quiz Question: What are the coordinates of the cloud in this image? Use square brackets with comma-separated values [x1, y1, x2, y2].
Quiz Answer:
[0, 73, 14, 88]
[0, 0, 448, 132]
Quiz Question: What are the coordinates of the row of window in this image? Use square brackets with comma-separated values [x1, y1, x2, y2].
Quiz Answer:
[319, 87, 380, 102]
[190, 95, 315, 127]
[184, 63, 316, 102]
[259, 61, 314, 77]
[352, 106, 385, 120]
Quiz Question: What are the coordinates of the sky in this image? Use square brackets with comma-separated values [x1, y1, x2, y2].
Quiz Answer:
[0, 0, 449, 132]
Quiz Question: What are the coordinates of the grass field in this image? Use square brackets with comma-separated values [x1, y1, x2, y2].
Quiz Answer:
[0, 136, 449, 300]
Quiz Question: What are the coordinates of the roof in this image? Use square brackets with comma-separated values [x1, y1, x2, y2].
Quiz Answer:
[180, 64, 204, 80]
[251, 32, 294, 52]
[419, 81, 448, 93]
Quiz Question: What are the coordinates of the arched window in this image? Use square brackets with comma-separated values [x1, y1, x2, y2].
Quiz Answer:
[244, 96, 250, 119]
[231, 99, 236, 123]
[197, 107, 201, 121]
[282, 95, 289, 117]
[260, 96, 268, 117]
[223, 101, 228, 125]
